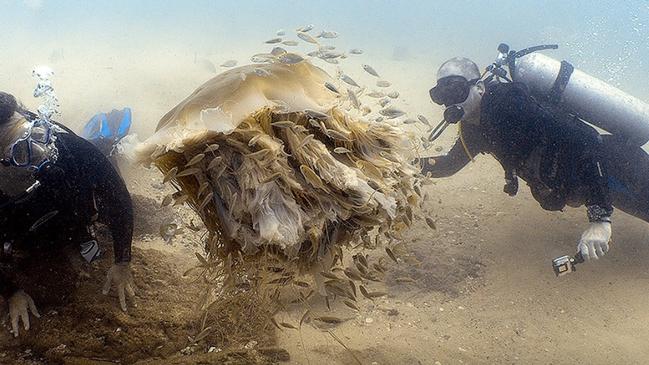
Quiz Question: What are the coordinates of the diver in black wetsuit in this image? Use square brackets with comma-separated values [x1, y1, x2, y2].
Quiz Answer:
[422, 58, 649, 266]
[0, 92, 136, 337]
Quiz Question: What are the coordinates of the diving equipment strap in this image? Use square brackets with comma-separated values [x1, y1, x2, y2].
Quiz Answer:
[547, 61, 574, 105]
[457, 122, 475, 163]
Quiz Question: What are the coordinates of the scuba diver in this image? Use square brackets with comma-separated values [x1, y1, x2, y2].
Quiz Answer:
[421, 44, 649, 271]
[0, 91, 136, 337]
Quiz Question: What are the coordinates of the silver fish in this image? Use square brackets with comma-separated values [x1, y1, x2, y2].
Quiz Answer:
[306, 51, 319, 57]
[347, 88, 361, 109]
[282, 40, 299, 46]
[403, 118, 418, 124]
[254, 68, 272, 77]
[265, 37, 283, 44]
[320, 45, 336, 50]
[323, 58, 339, 64]
[379, 107, 406, 119]
[375, 116, 385, 122]
[276, 29, 286, 36]
[379, 98, 391, 107]
[387, 91, 400, 99]
[221, 60, 237, 68]
[316, 31, 339, 39]
[278, 53, 305, 65]
[349, 49, 363, 55]
[251, 53, 274, 63]
[362, 64, 380, 77]
[376, 80, 391, 88]
[340, 74, 359, 87]
[325, 82, 340, 94]
[270, 47, 287, 56]
[366, 91, 385, 98]
[417, 114, 431, 126]
[296, 24, 314, 32]
[319, 51, 341, 59]
[297, 32, 319, 44]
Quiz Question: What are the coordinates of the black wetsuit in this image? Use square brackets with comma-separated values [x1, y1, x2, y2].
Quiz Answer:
[422, 81, 649, 224]
[0, 121, 133, 299]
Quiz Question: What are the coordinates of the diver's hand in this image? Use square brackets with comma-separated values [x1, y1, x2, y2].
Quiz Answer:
[577, 222, 611, 261]
[102, 262, 136, 312]
[8, 290, 40, 337]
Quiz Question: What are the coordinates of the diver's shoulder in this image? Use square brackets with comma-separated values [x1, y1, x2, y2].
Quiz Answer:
[486, 81, 530, 96]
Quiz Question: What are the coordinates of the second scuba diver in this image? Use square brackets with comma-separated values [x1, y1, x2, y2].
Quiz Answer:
[422, 45, 649, 265]
[0, 91, 136, 337]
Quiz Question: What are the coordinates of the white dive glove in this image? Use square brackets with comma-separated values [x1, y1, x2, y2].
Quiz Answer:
[8, 290, 40, 337]
[577, 221, 611, 261]
[102, 262, 136, 312]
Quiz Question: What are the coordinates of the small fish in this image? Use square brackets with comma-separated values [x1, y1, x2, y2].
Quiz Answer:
[425, 217, 437, 230]
[313, 316, 346, 324]
[199, 192, 214, 211]
[254, 68, 272, 77]
[324, 81, 340, 94]
[270, 47, 287, 56]
[340, 74, 359, 87]
[385, 247, 399, 263]
[300, 134, 315, 148]
[300, 165, 325, 189]
[276, 29, 286, 36]
[207, 156, 223, 171]
[265, 37, 283, 44]
[359, 285, 371, 300]
[334, 147, 352, 154]
[343, 300, 360, 311]
[376, 80, 391, 88]
[379, 107, 406, 119]
[323, 58, 339, 64]
[387, 91, 400, 99]
[349, 48, 363, 55]
[161, 194, 173, 207]
[272, 120, 295, 128]
[278, 53, 304, 65]
[316, 30, 339, 39]
[347, 89, 360, 109]
[282, 40, 299, 46]
[251, 53, 274, 63]
[374, 116, 384, 123]
[220, 60, 237, 67]
[300, 310, 311, 327]
[204, 143, 220, 153]
[280, 322, 298, 330]
[366, 91, 385, 98]
[163, 167, 178, 183]
[296, 24, 314, 32]
[293, 280, 310, 288]
[363, 64, 380, 77]
[344, 268, 363, 281]
[403, 118, 418, 124]
[321, 45, 336, 50]
[177, 167, 201, 178]
[297, 32, 319, 44]
[185, 153, 205, 167]
[29, 210, 58, 232]
[417, 114, 431, 126]
[378, 98, 390, 108]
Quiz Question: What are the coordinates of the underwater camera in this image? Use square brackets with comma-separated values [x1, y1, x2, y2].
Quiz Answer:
[551, 252, 585, 277]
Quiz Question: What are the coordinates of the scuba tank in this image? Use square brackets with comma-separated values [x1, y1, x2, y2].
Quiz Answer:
[485, 43, 649, 146]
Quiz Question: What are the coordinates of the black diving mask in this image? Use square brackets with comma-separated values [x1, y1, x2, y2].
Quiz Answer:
[429, 76, 479, 106]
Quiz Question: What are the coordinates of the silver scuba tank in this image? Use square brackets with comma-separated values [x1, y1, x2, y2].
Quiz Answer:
[511, 52, 649, 146]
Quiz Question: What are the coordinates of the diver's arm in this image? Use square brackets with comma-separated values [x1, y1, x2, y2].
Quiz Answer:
[420, 124, 484, 178]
